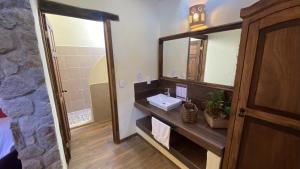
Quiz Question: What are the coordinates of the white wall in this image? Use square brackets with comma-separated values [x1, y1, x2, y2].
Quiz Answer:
[158, 0, 190, 37]
[205, 0, 259, 27]
[158, 0, 259, 36]
[163, 38, 189, 79]
[33, 0, 160, 140]
[204, 29, 241, 86]
[46, 14, 105, 48]
[29, 1, 67, 168]
[88, 57, 108, 85]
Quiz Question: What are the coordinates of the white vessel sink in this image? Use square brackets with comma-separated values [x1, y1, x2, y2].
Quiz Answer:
[147, 94, 182, 111]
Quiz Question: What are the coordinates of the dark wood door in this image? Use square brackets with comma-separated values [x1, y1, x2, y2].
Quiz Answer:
[43, 15, 71, 162]
[226, 1, 300, 169]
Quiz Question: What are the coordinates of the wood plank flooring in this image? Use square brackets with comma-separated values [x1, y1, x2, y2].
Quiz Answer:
[69, 122, 179, 169]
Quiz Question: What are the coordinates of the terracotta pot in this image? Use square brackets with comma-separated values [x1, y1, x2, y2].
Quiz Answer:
[204, 110, 228, 129]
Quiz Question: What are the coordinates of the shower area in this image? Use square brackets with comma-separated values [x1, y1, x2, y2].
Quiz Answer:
[46, 14, 111, 129]
[56, 47, 106, 128]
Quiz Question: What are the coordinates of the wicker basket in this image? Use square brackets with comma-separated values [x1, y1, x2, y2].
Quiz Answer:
[181, 102, 199, 123]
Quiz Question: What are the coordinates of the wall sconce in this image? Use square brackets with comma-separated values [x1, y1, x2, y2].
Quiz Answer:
[189, 4, 207, 31]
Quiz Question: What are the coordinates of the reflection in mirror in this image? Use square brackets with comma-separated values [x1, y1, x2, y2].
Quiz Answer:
[162, 29, 241, 87]
[186, 37, 207, 82]
[200, 29, 241, 86]
[163, 38, 189, 79]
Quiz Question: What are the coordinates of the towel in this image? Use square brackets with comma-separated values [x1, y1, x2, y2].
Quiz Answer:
[151, 117, 171, 149]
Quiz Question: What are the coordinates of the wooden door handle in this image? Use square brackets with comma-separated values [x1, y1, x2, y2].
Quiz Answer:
[239, 108, 246, 117]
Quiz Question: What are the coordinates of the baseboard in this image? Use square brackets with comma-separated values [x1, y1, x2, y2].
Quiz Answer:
[70, 121, 94, 130]
[119, 133, 138, 143]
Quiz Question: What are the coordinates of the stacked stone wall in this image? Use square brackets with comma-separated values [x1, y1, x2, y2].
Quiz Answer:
[0, 0, 62, 168]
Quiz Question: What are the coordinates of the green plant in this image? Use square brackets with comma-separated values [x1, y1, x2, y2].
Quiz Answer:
[205, 90, 231, 119]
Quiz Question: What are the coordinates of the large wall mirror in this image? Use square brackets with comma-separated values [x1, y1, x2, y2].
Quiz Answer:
[160, 22, 242, 88]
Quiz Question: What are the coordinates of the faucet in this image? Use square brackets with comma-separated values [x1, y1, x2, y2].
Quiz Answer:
[165, 88, 171, 97]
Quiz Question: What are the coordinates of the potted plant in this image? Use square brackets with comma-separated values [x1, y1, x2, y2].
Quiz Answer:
[204, 90, 231, 128]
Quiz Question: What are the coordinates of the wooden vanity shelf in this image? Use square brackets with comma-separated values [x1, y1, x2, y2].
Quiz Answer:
[135, 99, 227, 169]
[136, 116, 207, 169]
[135, 99, 227, 155]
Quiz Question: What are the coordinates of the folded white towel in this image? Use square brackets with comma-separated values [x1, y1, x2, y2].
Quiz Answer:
[151, 117, 171, 149]
[152, 117, 162, 142]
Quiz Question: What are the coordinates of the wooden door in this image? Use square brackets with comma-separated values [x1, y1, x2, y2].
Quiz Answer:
[43, 14, 71, 162]
[187, 39, 206, 81]
[226, 1, 300, 169]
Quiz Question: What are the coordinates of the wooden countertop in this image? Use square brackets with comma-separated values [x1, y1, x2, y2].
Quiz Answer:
[134, 99, 227, 157]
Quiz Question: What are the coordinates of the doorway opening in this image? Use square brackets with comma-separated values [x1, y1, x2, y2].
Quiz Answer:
[45, 14, 111, 129]
[38, 0, 120, 163]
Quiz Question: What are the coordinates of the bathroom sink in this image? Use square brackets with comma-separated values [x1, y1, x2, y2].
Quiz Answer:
[147, 94, 182, 111]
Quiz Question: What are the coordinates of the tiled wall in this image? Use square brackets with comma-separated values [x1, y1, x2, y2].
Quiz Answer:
[90, 83, 111, 123]
[56, 46, 106, 113]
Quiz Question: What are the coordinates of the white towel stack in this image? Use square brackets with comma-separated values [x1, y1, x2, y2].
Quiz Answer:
[151, 117, 171, 149]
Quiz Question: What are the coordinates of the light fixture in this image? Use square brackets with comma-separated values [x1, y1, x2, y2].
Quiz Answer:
[189, 4, 207, 31]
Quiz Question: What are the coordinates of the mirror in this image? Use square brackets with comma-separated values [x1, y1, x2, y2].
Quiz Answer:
[163, 38, 190, 79]
[162, 28, 241, 87]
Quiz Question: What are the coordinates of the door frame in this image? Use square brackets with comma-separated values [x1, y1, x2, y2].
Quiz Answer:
[37, 0, 121, 146]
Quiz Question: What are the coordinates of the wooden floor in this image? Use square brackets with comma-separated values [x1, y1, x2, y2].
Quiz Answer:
[69, 122, 179, 169]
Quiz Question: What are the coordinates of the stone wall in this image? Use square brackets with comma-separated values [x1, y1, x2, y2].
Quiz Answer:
[0, 0, 62, 168]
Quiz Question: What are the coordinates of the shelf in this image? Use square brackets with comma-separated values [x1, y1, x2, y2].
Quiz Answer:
[170, 131, 207, 169]
[137, 116, 207, 169]
[135, 99, 227, 156]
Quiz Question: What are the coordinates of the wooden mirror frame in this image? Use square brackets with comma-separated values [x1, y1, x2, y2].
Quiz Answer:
[158, 22, 242, 91]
